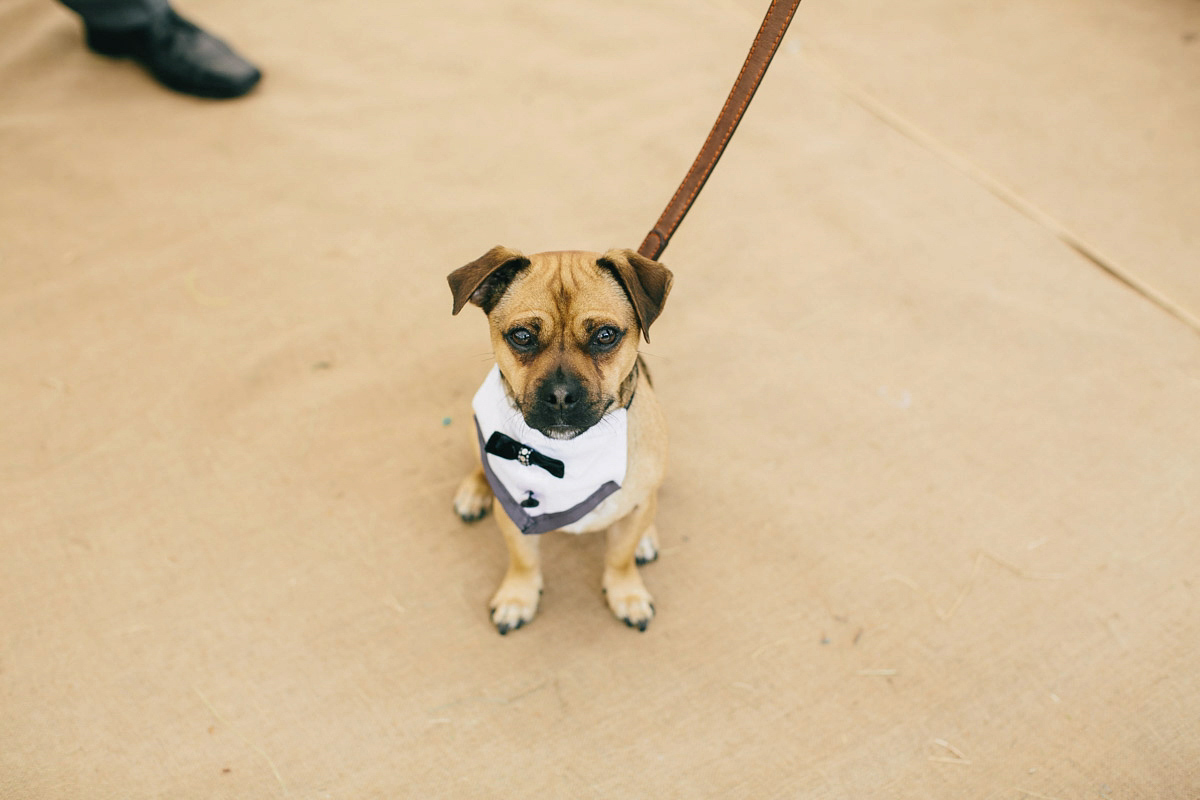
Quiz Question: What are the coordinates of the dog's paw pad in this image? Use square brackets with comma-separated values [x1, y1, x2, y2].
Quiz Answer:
[453, 473, 493, 523]
[634, 534, 659, 566]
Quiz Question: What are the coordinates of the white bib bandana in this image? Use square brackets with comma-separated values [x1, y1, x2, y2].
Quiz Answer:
[472, 366, 628, 535]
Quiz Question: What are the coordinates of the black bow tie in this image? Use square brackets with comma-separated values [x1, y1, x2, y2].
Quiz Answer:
[484, 432, 565, 479]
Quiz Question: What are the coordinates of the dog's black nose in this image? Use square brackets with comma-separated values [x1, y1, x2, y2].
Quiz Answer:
[538, 371, 584, 411]
[541, 383, 578, 410]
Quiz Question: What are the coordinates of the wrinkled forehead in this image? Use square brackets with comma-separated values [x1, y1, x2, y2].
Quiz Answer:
[491, 251, 635, 330]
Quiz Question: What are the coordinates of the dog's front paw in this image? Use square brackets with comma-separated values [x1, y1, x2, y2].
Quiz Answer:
[453, 469, 493, 523]
[603, 568, 655, 632]
[489, 572, 543, 635]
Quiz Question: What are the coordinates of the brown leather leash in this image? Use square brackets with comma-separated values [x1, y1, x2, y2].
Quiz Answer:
[637, 0, 804, 261]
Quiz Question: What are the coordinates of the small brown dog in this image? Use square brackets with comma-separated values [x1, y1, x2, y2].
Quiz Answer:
[448, 246, 673, 634]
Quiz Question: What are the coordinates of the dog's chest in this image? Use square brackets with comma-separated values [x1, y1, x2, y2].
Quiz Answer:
[473, 366, 630, 536]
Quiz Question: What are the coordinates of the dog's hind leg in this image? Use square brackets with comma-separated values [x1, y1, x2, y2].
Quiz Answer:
[453, 466, 493, 523]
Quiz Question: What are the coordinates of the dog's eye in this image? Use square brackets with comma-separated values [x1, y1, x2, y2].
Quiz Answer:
[590, 326, 622, 351]
[506, 327, 536, 351]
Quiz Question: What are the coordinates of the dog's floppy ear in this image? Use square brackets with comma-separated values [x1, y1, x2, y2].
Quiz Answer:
[597, 249, 674, 342]
[447, 246, 531, 315]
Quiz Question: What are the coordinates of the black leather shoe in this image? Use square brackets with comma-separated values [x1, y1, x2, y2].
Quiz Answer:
[85, 9, 262, 99]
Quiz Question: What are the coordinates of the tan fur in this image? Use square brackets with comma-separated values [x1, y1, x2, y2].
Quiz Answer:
[449, 249, 671, 633]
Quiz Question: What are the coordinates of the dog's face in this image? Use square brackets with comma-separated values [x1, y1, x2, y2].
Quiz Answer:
[449, 247, 672, 439]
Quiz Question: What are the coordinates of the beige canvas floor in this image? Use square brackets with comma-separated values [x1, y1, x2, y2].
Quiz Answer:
[2, 0, 1198, 797]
